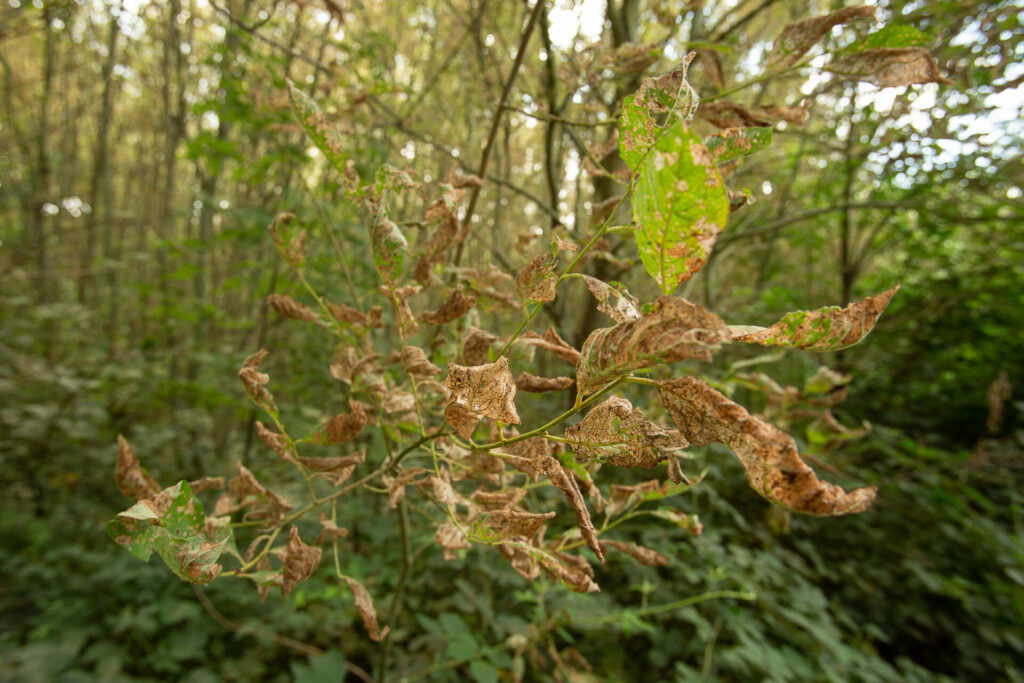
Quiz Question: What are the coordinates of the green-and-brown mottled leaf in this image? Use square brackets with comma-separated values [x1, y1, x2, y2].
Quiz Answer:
[704, 127, 773, 165]
[576, 297, 729, 395]
[728, 286, 898, 351]
[287, 79, 349, 176]
[659, 376, 876, 515]
[618, 53, 698, 172]
[765, 6, 877, 69]
[633, 118, 730, 293]
[108, 481, 232, 584]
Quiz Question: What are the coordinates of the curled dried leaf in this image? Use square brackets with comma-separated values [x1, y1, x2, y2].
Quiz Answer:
[449, 169, 485, 188]
[564, 395, 687, 468]
[239, 349, 277, 416]
[516, 373, 575, 393]
[345, 577, 390, 641]
[268, 212, 306, 269]
[766, 6, 877, 69]
[414, 185, 461, 285]
[188, 476, 224, 493]
[445, 357, 520, 425]
[581, 275, 641, 323]
[328, 300, 379, 327]
[481, 509, 556, 540]
[116, 435, 161, 502]
[659, 376, 876, 515]
[282, 525, 322, 596]
[618, 54, 699, 171]
[255, 421, 294, 463]
[419, 285, 477, 324]
[266, 293, 322, 325]
[504, 541, 599, 593]
[470, 487, 528, 511]
[401, 345, 441, 378]
[540, 456, 604, 563]
[601, 539, 670, 567]
[606, 479, 660, 516]
[461, 326, 498, 366]
[312, 399, 367, 445]
[577, 297, 730, 395]
[697, 100, 808, 129]
[316, 514, 349, 545]
[444, 400, 483, 440]
[666, 455, 690, 485]
[214, 463, 293, 522]
[729, 286, 899, 351]
[296, 450, 365, 486]
[382, 389, 416, 414]
[516, 327, 581, 365]
[696, 47, 725, 89]
[435, 519, 471, 560]
[387, 283, 422, 336]
[430, 475, 462, 507]
[495, 433, 552, 482]
[516, 255, 558, 304]
[381, 467, 431, 507]
[826, 48, 951, 87]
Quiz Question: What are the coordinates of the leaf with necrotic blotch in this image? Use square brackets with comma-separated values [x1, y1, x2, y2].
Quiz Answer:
[311, 399, 367, 445]
[618, 53, 698, 172]
[765, 6, 877, 69]
[728, 286, 899, 351]
[581, 276, 641, 323]
[704, 127, 773, 165]
[418, 285, 476, 325]
[282, 525, 322, 596]
[516, 255, 558, 305]
[633, 118, 730, 293]
[826, 48, 951, 87]
[576, 296, 729, 395]
[444, 357, 520, 426]
[287, 80, 348, 176]
[658, 376, 876, 516]
[116, 435, 160, 502]
[108, 480, 232, 585]
[564, 395, 687, 468]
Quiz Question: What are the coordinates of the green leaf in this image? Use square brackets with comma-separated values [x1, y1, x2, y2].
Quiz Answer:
[618, 56, 698, 172]
[107, 481, 232, 584]
[286, 79, 348, 177]
[704, 127, 773, 165]
[291, 650, 347, 683]
[729, 286, 899, 351]
[632, 118, 729, 293]
[469, 660, 500, 683]
[857, 24, 931, 49]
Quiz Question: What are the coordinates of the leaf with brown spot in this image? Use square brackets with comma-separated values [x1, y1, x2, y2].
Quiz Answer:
[418, 285, 476, 325]
[659, 376, 876, 515]
[116, 435, 161, 502]
[826, 48, 951, 87]
[401, 345, 441, 378]
[297, 450, 365, 486]
[576, 297, 730, 395]
[516, 255, 558, 305]
[618, 53, 699, 172]
[255, 421, 295, 463]
[435, 519, 471, 560]
[344, 577, 390, 641]
[282, 525, 322, 596]
[601, 539, 670, 567]
[564, 395, 687, 468]
[581, 276, 641, 323]
[729, 286, 899, 351]
[704, 127, 773, 165]
[445, 357, 520, 426]
[238, 349, 277, 417]
[515, 373, 575, 393]
[266, 293, 323, 325]
[540, 456, 604, 563]
[214, 463, 293, 523]
[316, 514, 349, 545]
[516, 326, 581, 365]
[766, 6, 877, 69]
[311, 399, 367, 445]
[460, 326, 498, 366]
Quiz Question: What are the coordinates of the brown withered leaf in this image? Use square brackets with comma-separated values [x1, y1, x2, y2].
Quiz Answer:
[601, 539, 670, 567]
[515, 231, 539, 255]
[296, 450, 365, 486]
[729, 286, 899, 351]
[498, 542, 540, 581]
[666, 455, 690, 485]
[381, 467, 431, 507]
[268, 212, 306, 269]
[418, 285, 476, 325]
[381, 389, 416, 414]
[576, 297, 730, 395]
[188, 476, 224, 493]
[414, 185, 461, 285]
[470, 487, 528, 511]
[255, 421, 295, 463]
[444, 400, 482, 439]
[762, 104, 809, 125]
[826, 48, 951, 87]
[387, 283, 422, 335]
[495, 432, 552, 482]
[659, 376, 876, 515]
[504, 541, 600, 593]
[564, 396, 687, 468]
[255, 556, 277, 602]
[316, 513, 349, 545]
[238, 349, 277, 415]
[766, 6, 877, 69]
[461, 326, 498, 366]
[445, 357, 520, 425]
[448, 169, 485, 188]
[311, 399, 367, 445]
[401, 345, 441, 379]
[214, 463, 293, 523]
[430, 475, 462, 507]
[590, 195, 623, 227]
[552, 233, 579, 254]
[482, 509, 556, 540]
[516, 326, 581, 365]
[516, 373, 575, 393]
[266, 293, 323, 325]
[581, 275, 641, 323]
[606, 479, 661, 517]
[696, 47, 725, 90]
[327, 300, 381, 327]
[116, 435, 161, 502]
[697, 101, 809, 130]
[282, 526, 322, 596]
[516, 255, 558, 304]
[540, 456, 604, 563]
[435, 519, 471, 560]
[344, 577, 390, 641]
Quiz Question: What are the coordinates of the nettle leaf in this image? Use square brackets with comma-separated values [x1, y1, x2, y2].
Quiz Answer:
[826, 48, 951, 87]
[618, 53, 698, 172]
[564, 396, 687, 468]
[576, 297, 730, 395]
[444, 357, 521, 427]
[728, 286, 898, 352]
[659, 376, 876, 516]
[857, 24, 931, 49]
[633, 118, 729, 293]
[287, 80, 348, 176]
[765, 6, 877, 69]
[704, 127, 773, 165]
[108, 481, 232, 585]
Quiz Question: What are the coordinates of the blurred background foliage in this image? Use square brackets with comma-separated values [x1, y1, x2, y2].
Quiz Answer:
[1, 0, 1022, 680]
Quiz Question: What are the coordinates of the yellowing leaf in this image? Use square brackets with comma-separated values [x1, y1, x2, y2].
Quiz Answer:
[729, 286, 899, 351]
[564, 396, 687, 469]
[633, 118, 730, 293]
[116, 435, 160, 502]
[659, 376, 876, 515]
[282, 525, 322, 596]
[826, 47, 951, 87]
[444, 357, 520, 426]
[576, 297, 730, 395]
[766, 6, 877, 69]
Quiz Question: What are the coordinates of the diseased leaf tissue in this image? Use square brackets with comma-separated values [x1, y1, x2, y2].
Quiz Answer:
[110, 7, 942, 627]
